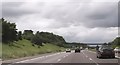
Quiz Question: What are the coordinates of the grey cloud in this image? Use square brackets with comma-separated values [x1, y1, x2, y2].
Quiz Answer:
[40, 2, 118, 28]
[84, 2, 118, 28]
[2, 2, 118, 28]
[2, 2, 39, 17]
[2, 2, 24, 7]
[62, 27, 117, 43]
[118, 2, 120, 27]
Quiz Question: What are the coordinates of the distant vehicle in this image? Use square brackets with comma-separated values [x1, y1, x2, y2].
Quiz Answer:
[114, 47, 120, 53]
[96, 45, 115, 58]
[75, 48, 81, 53]
[66, 49, 71, 52]
[80, 47, 83, 50]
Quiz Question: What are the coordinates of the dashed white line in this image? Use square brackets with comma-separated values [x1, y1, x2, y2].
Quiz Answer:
[89, 58, 92, 60]
[63, 56, 66, 58]
[82, 51, 88, 58]
[89, 58, 99, 65]
[57, 59, 61, 62]
[82, 50, 99, 65]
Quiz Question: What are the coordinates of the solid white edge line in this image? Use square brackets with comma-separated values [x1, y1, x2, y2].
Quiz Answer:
[15, 52, 64, 63]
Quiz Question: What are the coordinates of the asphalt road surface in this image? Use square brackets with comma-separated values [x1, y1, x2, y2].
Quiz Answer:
[2, 50, 119, 65]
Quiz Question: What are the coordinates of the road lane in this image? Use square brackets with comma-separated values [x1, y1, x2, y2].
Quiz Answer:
[83, 50, 118, 63]
[59, 50, 93, 63]
[82, 50, 119, 65]
[14, 52, 72, 63]
[2, 50, 119, 65]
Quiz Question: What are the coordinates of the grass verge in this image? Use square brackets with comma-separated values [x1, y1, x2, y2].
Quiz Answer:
[0, 43, 2, 59]
[2, 39, 65, 60]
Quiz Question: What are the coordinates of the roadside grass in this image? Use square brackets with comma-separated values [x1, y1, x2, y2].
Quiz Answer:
[2, 39, 65, 60]
[0, 43, 2, 59]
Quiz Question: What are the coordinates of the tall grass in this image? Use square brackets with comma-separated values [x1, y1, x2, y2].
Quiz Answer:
[2, 39, 65, 60]
[0, 43, 2, 59]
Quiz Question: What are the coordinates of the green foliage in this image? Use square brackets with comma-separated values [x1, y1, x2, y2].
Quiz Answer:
[17, 31, 22, 40]
[109, 37, 120, 48]
[1, 18, 67, 60]
[1, 18, 18, 43]
[112, 37, 120, 45]
[2, 39, 65, 60]
[31, 31, 66, 46]
[22, 30, 34, 40]
[31, 31, 43, 46]
[1, 18, 66, 46]
[0, 43, 2, 58]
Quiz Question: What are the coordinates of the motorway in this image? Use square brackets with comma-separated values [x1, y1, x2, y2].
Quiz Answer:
[2, 50, 119, 65]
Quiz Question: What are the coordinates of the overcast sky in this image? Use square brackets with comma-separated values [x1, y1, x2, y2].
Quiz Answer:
[2, 0, 119, 43]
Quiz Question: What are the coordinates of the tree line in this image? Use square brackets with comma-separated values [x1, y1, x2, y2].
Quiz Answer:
[108, 37, 120, 47]
[1, 18, 66, 47]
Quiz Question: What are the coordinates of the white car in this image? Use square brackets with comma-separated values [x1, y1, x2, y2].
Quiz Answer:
[66, 49, 71, 52]
[114, 47, 120, 53]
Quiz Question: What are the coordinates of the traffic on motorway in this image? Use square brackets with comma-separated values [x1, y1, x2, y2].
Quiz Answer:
[2, 44, 120, 65]
[65, 45, 119, 59]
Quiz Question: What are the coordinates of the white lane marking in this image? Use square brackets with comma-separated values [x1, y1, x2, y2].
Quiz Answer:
[89, 58, 92, 60]
[89, 58, 99, 65]
[83, 50, 99, 65]
[58, 52, 73, 62]
[63, 56, 66, 58]
[15, 52, 64, 63]
[57, 59, 61, 62]
[16, 56, 44, 63]
[82, 51, 88, 58]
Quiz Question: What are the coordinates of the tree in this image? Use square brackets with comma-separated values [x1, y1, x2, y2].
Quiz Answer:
[22, 30, 34, 40]
[1, 18, 18, 43]
[110, 37, 120, 46]
[31, 31, 66, 47]
[17, 31, 22, 40]
[31, 31, 42, 46]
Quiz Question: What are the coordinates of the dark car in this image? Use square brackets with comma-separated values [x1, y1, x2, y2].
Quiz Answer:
[75, 48, 81, 53]
[96, 45, 115, 58]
